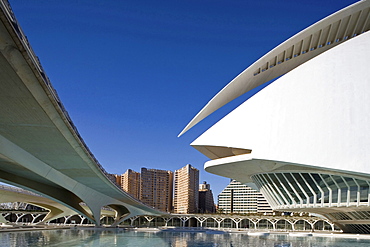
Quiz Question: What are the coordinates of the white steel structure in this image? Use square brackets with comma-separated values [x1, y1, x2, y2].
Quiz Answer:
[181, 1, 370, 233]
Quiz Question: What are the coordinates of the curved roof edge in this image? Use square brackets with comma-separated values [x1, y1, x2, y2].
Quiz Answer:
[179, 0, 370, 137]
[204, 155, 370, 184]
[191, 145, 251, 160]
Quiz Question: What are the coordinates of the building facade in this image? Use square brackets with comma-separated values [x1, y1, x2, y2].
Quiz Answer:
[140, 168, 173, 212]
[257, 193, 273, 214]
[121, 169, 140, 200]
[173, 164, 199, 214]
[198, 181, 215, 213]
[181, 0, 370, 233]
[218, 180, 272, 214]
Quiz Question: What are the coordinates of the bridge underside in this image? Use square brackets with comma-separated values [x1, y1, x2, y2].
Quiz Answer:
[0, 1, 163, 225]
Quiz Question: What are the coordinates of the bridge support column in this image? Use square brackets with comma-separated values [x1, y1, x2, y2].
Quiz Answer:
[78, 215, 86, 225]
[144, 216, 155, 227]
[112, 212, 139, 227]
[162, 217, 172, 227]
[63, 215, 72, 225]
[231, 218, 242, 229]
[195, 216, 207, 227]
[212, 217, 224, 229]
[288, 219, 297, 231]
[250, 218, 259, 230]
[306, 219, 315, 231]
[129, 215, 139, 227]
[178, 216, 190, 227]
[269, 219, 278, 231]
[107, 204, 131, 227]
[91, 207, 101, 226]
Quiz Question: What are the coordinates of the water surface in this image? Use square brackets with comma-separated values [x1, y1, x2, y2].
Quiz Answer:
[1, 229, 370, 246]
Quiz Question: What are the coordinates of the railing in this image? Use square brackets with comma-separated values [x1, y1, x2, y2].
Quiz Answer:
[0, 184, 41, 197]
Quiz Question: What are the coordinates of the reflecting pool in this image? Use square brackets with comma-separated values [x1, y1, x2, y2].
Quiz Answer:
[1, 229, 370, 247]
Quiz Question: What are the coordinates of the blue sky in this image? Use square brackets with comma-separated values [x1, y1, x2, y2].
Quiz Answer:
[10, 0, 357, 199]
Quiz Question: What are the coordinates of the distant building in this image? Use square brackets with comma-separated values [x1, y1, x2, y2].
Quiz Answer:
[140, 168, 173, 212]
[218, 180, 272, 214]
[198, 181, 215, 213]
[173, 164, 199, 214]
[108, 174, 121, 187]
[257, 194, 273, 214]
[121, 169, 140, 200]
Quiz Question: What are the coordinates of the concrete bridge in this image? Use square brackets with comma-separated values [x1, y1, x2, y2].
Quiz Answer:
[0, 0, 163, 226]
[0, 184, 121, 225]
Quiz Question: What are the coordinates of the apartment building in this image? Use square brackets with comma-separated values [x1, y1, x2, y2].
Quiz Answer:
[173, 164, 199, 214]
[121, 169, 140, 199]
[140, 168, 173, 212]
[218, 180, 272, 214]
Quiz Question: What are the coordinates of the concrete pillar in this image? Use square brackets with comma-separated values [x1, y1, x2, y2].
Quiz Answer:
[212, 217, 224, 229]
[130, 215, 139, 226]
[144, 216, 154, 227]
[162, 217, 172, 227]
[249, 218, 259, 230]
[195, 216, 207, 227]
[63, 215, 72, 225]
[288, 219, 297, 231]
[269, 219, 278, 230]
[178, 217, 190, 227]
[78, 215, 86, 225]
[231, 218, 242, 229]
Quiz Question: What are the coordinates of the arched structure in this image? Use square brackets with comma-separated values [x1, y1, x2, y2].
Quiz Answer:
[182, 0, 370, 233]
[0, 184, 119, 225]
[0, 184, 77, 223]
[0, 1, 163, 225]
[122, 214, 337, 232]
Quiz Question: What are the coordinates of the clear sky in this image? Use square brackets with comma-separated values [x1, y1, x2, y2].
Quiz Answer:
[9, 0, 357, 200]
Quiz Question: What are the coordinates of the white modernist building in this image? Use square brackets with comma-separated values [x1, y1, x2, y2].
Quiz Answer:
[181, 1, 370, 233]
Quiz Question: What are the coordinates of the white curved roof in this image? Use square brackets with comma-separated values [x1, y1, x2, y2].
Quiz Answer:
[196, 30, 370, 181]
[179, 0, 370, 136]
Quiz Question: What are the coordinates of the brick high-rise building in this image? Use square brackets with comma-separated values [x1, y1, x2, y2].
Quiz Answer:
[140, 168, 173, 212]
[173, 164, 199, 214]
[198, 181, 215, 213]
[121, 169, 140, 200]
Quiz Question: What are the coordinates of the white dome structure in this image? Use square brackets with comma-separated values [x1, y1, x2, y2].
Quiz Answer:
[182, 0, 370, 234]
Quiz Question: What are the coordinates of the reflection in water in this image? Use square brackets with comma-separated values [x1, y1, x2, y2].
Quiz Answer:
[1, 229, 370, 246]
